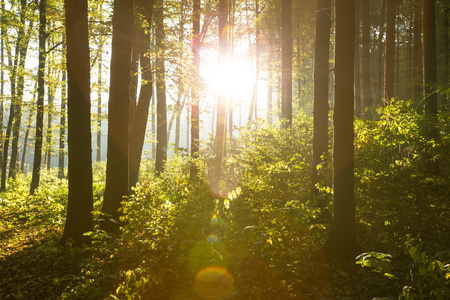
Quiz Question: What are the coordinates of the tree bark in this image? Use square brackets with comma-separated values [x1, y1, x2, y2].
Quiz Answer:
[30, 0, 47, 195]
[101, 0, 134, 233]
[129, 0, 154, 188]
[384, 0, 396, 102]
[190, 0, 201, 179]
[361, 0, 373, 117]
[354, 0, 361, 118]
[281, 0, 293, 128]
[155, 0, 167, 176]
[60, 0, 94, 246]
[328, 0, 360, 261]
[311, 0, 331, 194]
[58, 68, 66, 179]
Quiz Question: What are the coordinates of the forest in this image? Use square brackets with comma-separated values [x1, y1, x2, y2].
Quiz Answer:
[0, 0, 449, 299]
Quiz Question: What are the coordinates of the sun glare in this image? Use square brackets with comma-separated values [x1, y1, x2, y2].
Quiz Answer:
[201, 57, 254, 102]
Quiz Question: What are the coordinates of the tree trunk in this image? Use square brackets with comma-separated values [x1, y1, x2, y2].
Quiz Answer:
[354, 0, 361, 118]
[60, 0, 94, 247]
[281, 0, 292, 128]
[129, 0, 154, 189]
[101, 0, 134, 233]
[214, 0, 228, 187]
[384, 0, 395, 102]
[443, 6, 449, 110]
[423, 0, 437, 115]
[97, 49, 102, 162]
[328, 0, 360, 261]
[58, 68, 66, 179]
[45, 83, 54, 170]
[190, 0, 201, 179]
[311, 0, 331, 194]
[155, 0, 167, 176]
[30, 0, 47, 195]
[377, 0, 386, 104]
[361, 0, 373, 117]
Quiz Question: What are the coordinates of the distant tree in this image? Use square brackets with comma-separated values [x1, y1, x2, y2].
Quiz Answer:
[190, 0, 201, 179]
[215, 0, 228, 182]
[413, 0, 422, 98]
[58, 68, 66, 179]
[354, 0, 361, 118]
[30, 0, 48, 195]
[101, 0, 134, 233]
[328, 0, 360, 261]
[2, 1, 32, 191]
[281, 0, 292, 128]
[361, 0, 373, 117]
[376, 0, 386, 104]
[423, 0, 437, 116]
[155, 0, 167, 176]
[311, 0, 331, 194]
[60, 0, 94, 246]
[384, 0, 396, 102]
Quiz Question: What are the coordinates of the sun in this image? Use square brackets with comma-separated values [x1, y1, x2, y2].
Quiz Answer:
[201, 56, 254, 102]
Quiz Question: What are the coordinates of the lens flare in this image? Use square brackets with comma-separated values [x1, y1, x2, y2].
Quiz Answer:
[207, 234, 220, 244]
[194, 267, 234, 299]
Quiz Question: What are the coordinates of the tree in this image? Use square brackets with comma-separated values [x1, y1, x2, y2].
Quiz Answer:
[384, 0, 396, 102]
[155, 0, 168, 176]
[328, 0, 360, 261]
[129, 0, 155, 188]
[354, 0, 361, 118]
[361, 0, 373, 117]
[60, 0, 94, 246]
[58, 67, 66, 179]
[423, 0, 437, 116]
[30, 0, 48, 195]
[190, 0, 201, 179]
[101, 0, 134, 233]
[281, 0, 292, 128]
[214, 0, 228, 184]
[311, 0, 331, 194]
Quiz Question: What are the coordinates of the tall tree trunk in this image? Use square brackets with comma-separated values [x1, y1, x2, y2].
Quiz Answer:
[328, 0, 360, 261]
[58, 68, 66, 179]
[377, 0, 386, 104]
[60, 0, 94, 247]
[443, 6, 449, 110]
[0, 2, 4, 173]
[311, 0, 331, 195]
[97, 49, 102, 162]
[361, 0, 373, 117]
[129, 0, 154, 189]
[190, 0, 201, 179]
[9, 9, 33, 179]
[45, 83, 54, 170]
[155, 0, 167, 176]
[30, 0, 47, 195]
[423, 0, 437, 115]
[281, 0, 292, 128]
[215, 0, 228, 184]
[101, 0, 134, 233]
[21, 102, 33, 173]
[354, 0, 361, 118]
[247, 0, 260, 124]
[384, 0, 396, 102]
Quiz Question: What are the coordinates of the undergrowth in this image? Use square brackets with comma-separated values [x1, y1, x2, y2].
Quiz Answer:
[1, 102, 449, 299]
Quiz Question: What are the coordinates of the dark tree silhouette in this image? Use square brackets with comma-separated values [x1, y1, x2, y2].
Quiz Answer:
[328, 0, 360, 261]
[384, 0, 396, 102]
[311, 0, 331, 194]
[60, 0, 94, 246]
[102, 0, 134, 232]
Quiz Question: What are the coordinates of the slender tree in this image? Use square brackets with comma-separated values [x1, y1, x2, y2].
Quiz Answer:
[361, 0, 373, 117]
[154, 0, 167, 176]
[423, 0, 437, 115]
[281, 0, 292, 128]
[129, 0, 155, 188]
[215, 0, 228, 183]
[190, 0, 201, 179]
[354, 0, 361, 118]
[30, 0, 47, 195]
[384, 0, 396, 102]
[311, 0, 331, 194]
[58, 68, 66, 179]
[101, 0, 134, 233]
[377, 0, 386, 104]
[328, 0, 360, 261]
[60, 0, 94, 246]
